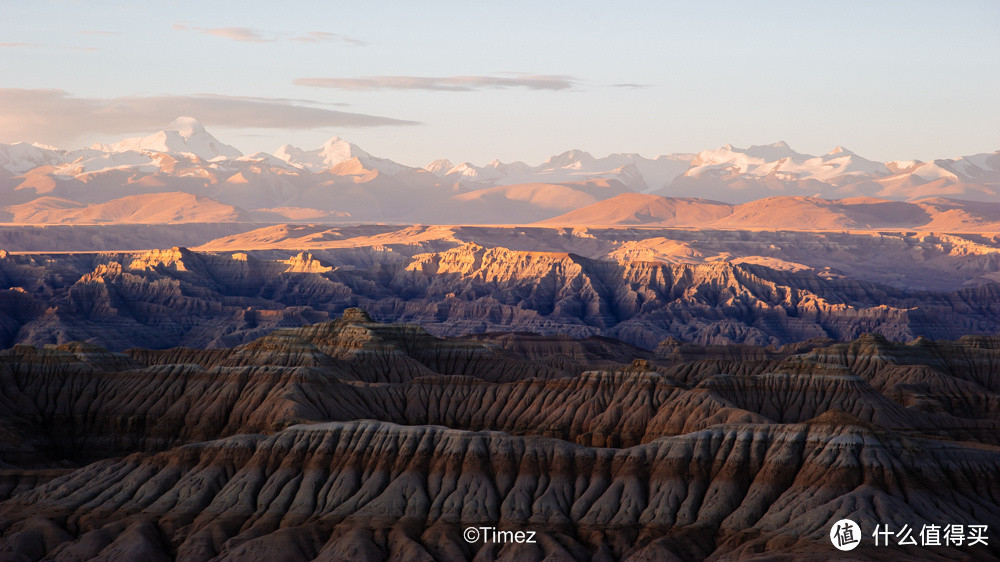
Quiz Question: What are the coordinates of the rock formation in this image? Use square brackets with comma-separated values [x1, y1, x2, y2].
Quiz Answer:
[2, 236, 1000, 351]
[2, 313, 1000, 559]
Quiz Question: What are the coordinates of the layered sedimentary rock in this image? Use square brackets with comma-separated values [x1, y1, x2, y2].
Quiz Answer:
[5, 225, 1000, 292]
[4, 317, 999, 461]
[2, 237, 1000, 351]
[2, 314, 1000, 560]
[3, 419, 999, 561]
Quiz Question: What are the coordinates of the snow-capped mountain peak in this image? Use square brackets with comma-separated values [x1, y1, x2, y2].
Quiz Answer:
[481, 158, 532, 176]
[424, 159, 454, 176]
[948, 151, 1000, 178]
[886, 160, 919, 173]
[274, 137, 365, 170]
[96, 117, 242, 161]
[742, 141, 807, 161]
[542, 149, 595, 169]
[165, 116, 208, 139]
[317, 137, 372, 164]
[275, 136, 407, 175]
[3, 121, 999, 211]
[0, 141, 66, 173]
[683, 141, 890, 186]
[444, 162, 502, 181]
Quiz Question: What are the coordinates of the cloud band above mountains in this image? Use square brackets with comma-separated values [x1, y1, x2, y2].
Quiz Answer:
[172, 24, 366, 45]
[0, 89, 417, 146]
[294, 75, 578, 91]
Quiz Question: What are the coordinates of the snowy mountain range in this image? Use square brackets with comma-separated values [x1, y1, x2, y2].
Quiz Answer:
[1, 117, 998, 226]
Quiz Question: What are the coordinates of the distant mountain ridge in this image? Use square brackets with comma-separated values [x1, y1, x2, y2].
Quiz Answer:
[1, 117, 998, 226]
[94, 116, 242, 161]
[539, 192, 1000, 231]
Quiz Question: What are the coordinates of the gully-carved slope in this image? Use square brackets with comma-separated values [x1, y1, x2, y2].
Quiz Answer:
[2, 241, 1000, 351]
[1, 313, 1000, 560]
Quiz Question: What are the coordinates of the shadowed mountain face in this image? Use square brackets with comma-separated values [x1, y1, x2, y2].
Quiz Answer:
[2, 232, 1000, 351]
[1, 313, 1000, 560]
[1, 225, 1000, 560]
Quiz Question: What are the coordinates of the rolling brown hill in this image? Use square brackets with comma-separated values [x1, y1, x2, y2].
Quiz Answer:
[1, 192, 251, 224]
[536, 192, 733, 226]
[538, 193, 1000, 231]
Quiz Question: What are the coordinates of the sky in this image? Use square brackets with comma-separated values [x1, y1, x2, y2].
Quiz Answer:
[1, 0, 998, 167]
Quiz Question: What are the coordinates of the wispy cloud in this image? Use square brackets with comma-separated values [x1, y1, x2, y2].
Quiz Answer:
[610, 83, 652, 89]
[173, 24, 365, 45]
[294, 75, 578, 92]
[0, 42, 41, 48]
[290, 31, 367, 46]
[198, 94, 351, 107]
[205, 27, 269, 43]
[0, 89, 417, 146]
[172, 24, 268, 42]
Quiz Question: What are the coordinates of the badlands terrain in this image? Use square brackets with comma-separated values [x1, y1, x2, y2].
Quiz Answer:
[0, 225, 999, 352]
[2, 309, 1000, 560]
[0, 225, 999, 560]
[2, 121, 1000, 560]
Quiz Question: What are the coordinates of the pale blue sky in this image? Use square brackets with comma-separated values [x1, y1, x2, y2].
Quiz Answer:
[1, 0, 997, 166]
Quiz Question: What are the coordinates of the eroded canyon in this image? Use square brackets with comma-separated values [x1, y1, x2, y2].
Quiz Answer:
[1, 226, 1000, 560]
[1, 309, 1000, 560]
[2, 226, 1000, 352]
